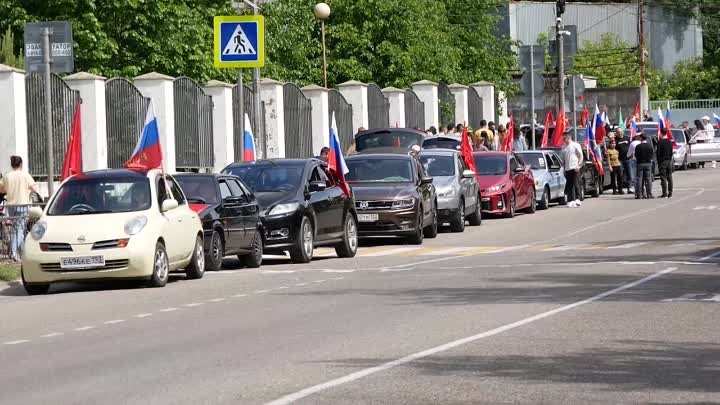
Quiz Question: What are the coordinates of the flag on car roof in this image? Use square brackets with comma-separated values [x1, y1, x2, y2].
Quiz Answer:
[125, 102, 163, 170]
[629, 116, 639, 138]
[460, 126, 477, 172]
[328, 112, 351, 197]
[541, 109, 554, 148]
[61, 103, 82, 181]
[592, 104, 606, 144]
[587, 118, 605, 176]
[713, 113, 720, 129]
[242, 113, 256, 162]
[657, 108, 673, 141]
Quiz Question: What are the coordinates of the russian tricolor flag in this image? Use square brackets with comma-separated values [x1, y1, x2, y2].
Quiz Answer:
[591, 104, 606, 143]
[242, 113, 256, 162]
[657, 108, 673, 140]
[328, 112, 351, 197]
[125, 102, 163, 170]
[629, 116, 639, 138]
[714, 113, 720, 129]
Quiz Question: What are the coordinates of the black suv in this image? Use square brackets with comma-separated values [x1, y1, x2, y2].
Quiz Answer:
[345, 151, 437, 244]
[223, 159, 357, 263]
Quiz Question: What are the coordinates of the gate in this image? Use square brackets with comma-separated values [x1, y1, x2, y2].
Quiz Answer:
[367, 83, 390, 129]
[283, 83, 313, 158]
[468, 87, 484, 131]
[173, 77, 214, 171]
[105, 78, 150, 169]
[328, 89, 354, 152]
[405, 90, 425, 130]
[232, 84, 266, 161]
[438, 82, 456, 128]
[25, 73, 81, 178]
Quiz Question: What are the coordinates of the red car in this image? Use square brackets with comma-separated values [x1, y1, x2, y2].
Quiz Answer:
[472, 151, 536, 218]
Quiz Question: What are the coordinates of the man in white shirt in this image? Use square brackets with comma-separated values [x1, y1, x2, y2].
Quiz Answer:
[0, 156, 40, 261]
[626, 135, 641, 193]
[560, 131, 584, 208]
[702, 116, 717, 167]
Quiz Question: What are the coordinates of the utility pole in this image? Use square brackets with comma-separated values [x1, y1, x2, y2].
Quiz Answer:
[638, 0, 649, 113]
[252, 2, 264, 158]
[556, 0, 566, 117]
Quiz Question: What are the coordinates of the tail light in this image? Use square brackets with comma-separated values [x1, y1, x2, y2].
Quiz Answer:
[672, 142, 679, 150]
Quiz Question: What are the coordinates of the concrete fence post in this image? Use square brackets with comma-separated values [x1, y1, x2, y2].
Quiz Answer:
[448, 84, 469, 127]
[260, 78, 285, 158]
[64, 72, 108, 171]
[337, 80, 368, 133]
[203, 80, 235, 171]
[302, 84, 330, 153]
[133, 72, 176, 172]
[471, 81, 498, 124]
[411, 80, 439, 130]
[0, 64, 28, 175]
[381, 87, 406, 128]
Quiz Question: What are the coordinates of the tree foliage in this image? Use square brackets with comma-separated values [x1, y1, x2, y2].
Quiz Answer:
[0, 26, 23, 68]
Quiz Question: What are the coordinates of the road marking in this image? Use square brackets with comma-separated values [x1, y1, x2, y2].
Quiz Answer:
[312, 280, 327, 283]
[208, 298, 226, 302]
[183, 303, 204, 307]
[322, 269, 356, 273]
[360, 247, 421, 257]
[254, 290, 271, 294]
[459, 246, 502, 255]
[159, 307, 179, 312]
[104, 319, 125, 324]
[542, 244, 585, 251]
[663, 293, 720, 302]
[330, 277, 345, 280]
[232, 294, 247, 298]
[4, 340, 30, 345]
[608, 242, 649, 249]
[296, 283, 309, 286]
[422, 247, 473, 256]
[275, 286, 289, 290]
[134, 313, 152, 318]
[74, 326, 96, 331]
[700, 250, 720, 261]
[264, 266, 678, 405]
[40, 332, 63, 338]
[261, 270, 297, 274]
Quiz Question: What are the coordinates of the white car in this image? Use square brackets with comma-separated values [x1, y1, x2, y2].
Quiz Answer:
[21, 169, 205, 295]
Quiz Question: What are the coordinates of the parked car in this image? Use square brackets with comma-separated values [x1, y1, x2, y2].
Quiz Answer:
[542, 145, 603, 199]
[419, 149, 482, 232]
[687, 129, 720, 168]
[354, 128, 425, 153]
[223, 159, 357, 263]
[671, 128, 688, 170]
[345, 152, 437, 244]
[516, 150, 567, 209]
[422, 136, 461, 151]
[21, 169, 205, 295]
[174, 173, 264, 271]
[472, 151, 535, 218]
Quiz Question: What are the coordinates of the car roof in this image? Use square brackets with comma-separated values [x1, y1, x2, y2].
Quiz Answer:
[472, 151, 508, 157]
[420, 149, 458, 157]
[72, 168, 154, 179]
[347, 152, 413, 160]
[224, 158, 314, 169]
[174, 173, 232, 179]
[352, 147, 416, 155]
[517, 150, 553, 155]
[356, 127, 426, 137]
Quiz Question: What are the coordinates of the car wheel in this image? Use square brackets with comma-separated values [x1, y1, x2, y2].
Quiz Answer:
[206, 230, 224, 271]
[450, 199, 466, 232]
[290, 216, 314, 263]
[538, 186, 550, 210]
[424, 204, 438, 238]
[407, 209, 424, 245]
[148, 241, 169, 288]
[504, 192, 516, 218]
[589, 176, 600, 197]
[579, 182, 586, 201]
[21, 268, 49, 295]
[556, 193, 568, 205]
[185, 235, 205, 280]
[335, 214, 358, 258]
[242, 231, 263, 268]
[467, 196, 482, 226]
[525, 189, 537, 214]
[681, 157, 688, 171]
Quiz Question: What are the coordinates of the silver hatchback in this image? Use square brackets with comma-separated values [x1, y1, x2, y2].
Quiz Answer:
[516, 150, 567, 209]
[419, 149, 482, 232]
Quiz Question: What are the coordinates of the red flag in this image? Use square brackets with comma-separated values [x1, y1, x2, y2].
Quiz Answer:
[501, 115, 514, 151]
[551, 108, 565, 147]
[580, 106, 589, 126]
[541, 110, 554, 148]
[460, 127, 477, 172]
[61, 104, 82, 181]
[633, 102, 641, 120]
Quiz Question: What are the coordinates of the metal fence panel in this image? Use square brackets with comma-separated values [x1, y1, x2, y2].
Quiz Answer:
[232, 84, 266, 161]
[328, 89, 354, 152]
[367, 83, 390, 129]
[283, 83, 313, 158]
[438, 83, 456, 128]
[173, 77, 214, 171]
[404, 90, 425, 130]
[25, 73, 80, 178]
[105, 78, 150, 169]
[468, 88, 484, 131]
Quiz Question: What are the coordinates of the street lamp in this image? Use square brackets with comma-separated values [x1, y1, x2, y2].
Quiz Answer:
[313, 2, 331, 88]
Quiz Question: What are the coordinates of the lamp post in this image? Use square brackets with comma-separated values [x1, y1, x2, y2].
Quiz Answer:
[313, 2, 330, 88]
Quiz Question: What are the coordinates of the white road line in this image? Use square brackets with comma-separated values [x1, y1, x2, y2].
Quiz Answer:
[4, 340, 30, 345]
[261, 270, 297, 274]
[330, 277, 345, 280]
[361, 247, 421, 257]
[40, 332, 64, 338]
[208, 298, 226, 302]
[134, 313, 152, 318]
[254, 290, 271, 294]
[159, 307, 179, 312]
[296, 283, 309, 286]
[276, 286, 289, 290]
[700, 250, 720, 261]
[424, 247, 474, 256]
[321, 269, 356, 273]
[542, 245, 584, 252]
[312, 280, 327, 283]
[264, 267, 679, 405]
[232, 294, 247, 298]
[74, 326, 96, 331]
[183, 303, 204, 307]
[607, 242, 649, 249]
[104, 319, 125, 325]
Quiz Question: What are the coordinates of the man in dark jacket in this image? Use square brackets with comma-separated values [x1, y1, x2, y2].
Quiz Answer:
[657, 128, 674, 198]
[614, 128, 632, 193]
[634, 134, 655, 199]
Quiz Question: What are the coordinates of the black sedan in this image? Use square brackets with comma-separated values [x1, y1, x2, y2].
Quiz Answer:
[174, 173, 263, 270]
[223, 159, 358, 263]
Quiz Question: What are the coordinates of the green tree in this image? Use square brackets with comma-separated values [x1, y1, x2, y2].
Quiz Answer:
[0, 26, 23, 68]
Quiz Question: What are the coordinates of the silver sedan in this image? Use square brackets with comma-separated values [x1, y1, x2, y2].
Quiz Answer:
[419, 149, 482, 232]
[517, 150, 567, 209]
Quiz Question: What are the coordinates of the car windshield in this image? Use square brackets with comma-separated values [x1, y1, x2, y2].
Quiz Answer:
[518, 153, 546, 170]
[225, 165, 304, 193]
[473, 155, 507, 175]
[175, 176, 219, 204]
[48, 177, 151, 215]
[637, 124, 658, 133]
[355, 131, 422, 151]
[671, 130, 686, 143]
[346, 159, 413, 183]
[419, 155, 455, 177]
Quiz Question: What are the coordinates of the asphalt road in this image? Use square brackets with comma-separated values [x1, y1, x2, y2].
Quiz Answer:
[1, 167, 719, 405]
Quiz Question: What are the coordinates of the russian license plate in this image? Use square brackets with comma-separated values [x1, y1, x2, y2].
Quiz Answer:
[357, 213, 379, 222]
[60, 255, 105, 269]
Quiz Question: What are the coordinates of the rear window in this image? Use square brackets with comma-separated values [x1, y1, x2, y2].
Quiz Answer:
[355, 130, 423, 151]
[473, 155, 507, 176]
[175, 176, 219, 204]
[419, 155, 456, 176]
[422, 137, 460, 150]
[346, 158, 413, 183]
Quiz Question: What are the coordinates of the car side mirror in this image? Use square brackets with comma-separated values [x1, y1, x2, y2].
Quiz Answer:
[420, 176, 433, 185]
[224, 195, 245, 205]
[308, 180, 327, 193]
[28, 206, 43, 220]
[161, 199, 179, 212]
[550, 165, 561, 172]
[462, 169, 475, 179]
[514, 166, 524, 173]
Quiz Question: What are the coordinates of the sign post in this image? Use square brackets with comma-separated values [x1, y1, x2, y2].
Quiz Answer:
[214, 15, 265, 158]
[24, 21, 74, 195]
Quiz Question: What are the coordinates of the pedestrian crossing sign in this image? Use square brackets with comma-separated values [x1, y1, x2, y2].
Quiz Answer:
[214, 15, 265, 68]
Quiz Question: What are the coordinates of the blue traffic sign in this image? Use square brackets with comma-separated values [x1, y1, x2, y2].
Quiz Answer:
[214, 16, 265, 68]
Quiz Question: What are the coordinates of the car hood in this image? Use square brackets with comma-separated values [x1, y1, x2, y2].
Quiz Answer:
[530, 169, 549, 180]
[350, 182, 416, 200]
[254, 191, 297, 210]
[38, 211, 146, 243]
[477, 174, 509, 189]
[432, 176, 456, 190]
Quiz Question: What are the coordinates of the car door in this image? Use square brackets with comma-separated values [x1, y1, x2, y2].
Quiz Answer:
[225, 178, 254, 252]
[549, 153, 565, 198]
[509, 154, 527, 207]
[318, 166, 345, 238]
[156, 175, 184, 263]
[416, 159, 434, 223]
[217, 179, 240, 254]
[457, 155, 476, 211]
[307, 164, 333, 239]
[163, 176, 195, 263]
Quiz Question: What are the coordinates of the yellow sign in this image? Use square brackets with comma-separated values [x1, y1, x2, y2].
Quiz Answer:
[213, 15, 265, 68]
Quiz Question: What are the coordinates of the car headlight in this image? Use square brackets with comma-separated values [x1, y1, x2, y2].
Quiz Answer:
[30, 222, 47, 241]
[124, 215, 148, 236]
[486, 183, 506, 193]
[392, 198, 415, 209]
[534, 179, 540, 187]
[437, 188, 456, 199]
[268, 203, 299, 216]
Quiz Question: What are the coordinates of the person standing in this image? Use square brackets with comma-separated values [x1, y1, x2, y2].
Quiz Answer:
[318, 147, 330, 162]
[701, 116, 717, 167]
[561, 131, 584, 208]
[634, 134, 655, 199]
[606, 139, 624, 194]
[657, 128, 674, 198]
[614, 129, 631, 194]
[0, 156, 40, 261]
[627, 134, 641, 194]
